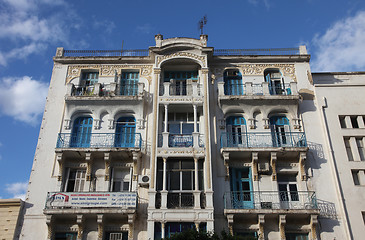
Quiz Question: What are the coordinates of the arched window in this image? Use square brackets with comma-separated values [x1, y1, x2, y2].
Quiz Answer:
[70, 116, 93, 147]
[226, 116, 247, 146]
[120, 72, 139, 96]
[270, 116, 290, 147]
[115, 117, 136, 147]
[264, 69, 288, 95]
[224, 69, 243, 95]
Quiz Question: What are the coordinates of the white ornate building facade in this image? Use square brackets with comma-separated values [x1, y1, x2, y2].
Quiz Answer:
[19, 35, 361, 239]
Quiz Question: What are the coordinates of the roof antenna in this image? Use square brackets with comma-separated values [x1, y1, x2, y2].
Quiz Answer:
[198, 15, 207, 35]
[121, 40, 124, 56]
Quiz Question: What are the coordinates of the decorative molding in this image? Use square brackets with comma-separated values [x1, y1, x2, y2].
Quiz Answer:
[156, 52, 206, 67]
[239, 64, 297, 82]
[66, 65, 153, 83]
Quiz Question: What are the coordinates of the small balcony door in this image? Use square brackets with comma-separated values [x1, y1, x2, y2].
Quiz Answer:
[110, 168, 130, 192]
[226, 116, 247, 147]
[278, 174, 299, 209]
[120, 72, 139, 96]
[265, 70, 285, 95]
[230, 167, 253, 209]
[115, 117, 136, 147]
[224, 69, 243, 95]
[70, 117, 93, 147]
[270, 116, 291, 147]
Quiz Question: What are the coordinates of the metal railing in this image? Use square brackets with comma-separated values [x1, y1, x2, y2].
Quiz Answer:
[56, 133, 142, 148]
[167, 192, 194, 208]
[45, 191, 137, 209]
[63, 49, 149, 57]
[269, 83, 291, 95]
[224, 191, 317, 210]
[169, 134, 193, 147]
[159, 83, 202, 96]
[72, 85, 95, 96]
[214, 48, 300, 56]
[220, 132, 307, 148]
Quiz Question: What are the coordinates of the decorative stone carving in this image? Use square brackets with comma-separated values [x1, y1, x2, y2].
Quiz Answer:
[310, 215, 318, 240]
[258, 214, 265, 240]
[252, 152, 259, 181]
[66, 65, 153, 83]
[279, 215, 286, 240]
[299, 152, 307, 181]
[271, 152, 277, 181]
[239, 64, 297, 82]
[104, 153, 110, 181]
[156, 52, 206, 67]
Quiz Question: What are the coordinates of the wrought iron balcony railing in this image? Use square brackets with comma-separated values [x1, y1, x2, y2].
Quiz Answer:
[159, 83, 202, 96]
[220, 132, 307, 148]
[222, 83, 292, 96]
[167, 192, 194, 209]
[45, 191, 137, 209]
[169, 134, 193, 147]
[269, 83, 291, 95]
[224, 191, 318, 210]
[69, 83, 144, 97]
[56, 133, 142, 149]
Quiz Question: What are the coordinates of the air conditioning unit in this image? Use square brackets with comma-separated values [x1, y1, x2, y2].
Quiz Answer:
[138, 175, 150, 187]
[258, 162, 270, 173]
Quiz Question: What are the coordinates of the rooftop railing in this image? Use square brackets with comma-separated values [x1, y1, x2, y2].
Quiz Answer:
[224, 191, 318, 210]
[220, 132, 307, 148]
[45, 191, 137, 209]
[214, 48, 300, 56]
[56, 133, 142, 149]
[63, 49, 149, 57]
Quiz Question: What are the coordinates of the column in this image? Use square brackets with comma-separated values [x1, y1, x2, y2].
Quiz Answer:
[299, 152, 307, 181]
[161, 157, 168, 209]
[132, 152, 141, 191]
[46, 215, 53, 240]
[193, 157, 201, 209]
[85, 153, 94, 191]
[195, 222, 200, 231]
[56, 152, 63, 182]
[258, 214, 265, 240]
[97, 214, 103, 240]
[104, 153, 110, 182]
[217, 81, 225, 96]
[192, 105, 199, 148]
[128, 214, 134, 240]
[163, 81, 170, 96]
[252, 152, 259, 181]
[344, 116, 352, 128]
[227, 214, 234, 236]
[223, 152, 230, 178]
[271, 152, 277, 182]
[76, 215, 84, 240]
[279, 215, 286, 240]
[161, 222, 166, 239]
[310, 215, 318, 240]
[162, 105, 169, 148]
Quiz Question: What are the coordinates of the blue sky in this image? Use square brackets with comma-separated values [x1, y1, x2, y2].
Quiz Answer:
[0, 0, 365, 199]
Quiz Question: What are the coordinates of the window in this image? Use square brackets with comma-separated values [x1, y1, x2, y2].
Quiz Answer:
[105, 232, 128, 240]
[270, 116, 290, 147]
[55, 232, 77, 240]
[264, 69, 289, 95]
[362, 212, 365, 225]
[115, 117, 136, 147]
[277, 174, 299, 208]
[110, 168, 130, 192]
[165, 222, 195, 238]
[120, 71, 139, 96]
[351, 116, 359, 128]
[70, 116, 93, 148]
[226, 116, 246, 147]
[230, 167, 253, 209]
[285, 233, 308, 240]
[164, 71, 198, 96]
[64, 169, 86, 192]
[339, 116, 346, 128]
[224, 69, 243, 95]
[351, 170, 365, 185]
[344, 138, 354, 161]
[167, 112, 198, 147]
[76, 71, 99, 96]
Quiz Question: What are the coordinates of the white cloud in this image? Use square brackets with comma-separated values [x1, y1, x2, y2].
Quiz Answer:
[311, 11, 365, 72]
[136, 24, 154, 34]
[93, 19, 116, 35]
[5, 182, 28, 200]
[0, 76, 48, 125]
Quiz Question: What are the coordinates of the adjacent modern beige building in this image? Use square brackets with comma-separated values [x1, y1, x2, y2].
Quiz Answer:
[19, 35, 364, 240]
[0, 199, 23, 240]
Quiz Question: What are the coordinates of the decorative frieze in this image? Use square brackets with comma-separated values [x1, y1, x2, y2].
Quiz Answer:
[156, 52, 206, 67]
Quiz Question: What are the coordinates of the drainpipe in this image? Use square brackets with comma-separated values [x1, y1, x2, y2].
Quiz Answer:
[319, 96, 353, 240]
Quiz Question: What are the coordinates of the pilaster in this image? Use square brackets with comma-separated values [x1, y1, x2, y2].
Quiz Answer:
[279, 215, 286, 240]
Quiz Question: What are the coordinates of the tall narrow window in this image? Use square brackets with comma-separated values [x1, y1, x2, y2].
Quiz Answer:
[64, 169, 86, 192]
[77, 71, 99, 96]
[164, 71, 198, 96]
[351, 116, 359, 128]
[226, 116, 246, 147]
[115, 117, 136, 148]
[110, 168, 130, 192]
[120, 71, 139, 96]
[339, 116, 346, 128]
[352, 170, 360, 185]
[167, 112, 197, 147]
[264, 69, 288, 95]
[70, 117, 93, 148]
[344, 138, 354, 161]
[270, 116, 291, 147]
[229, 167, 253, 209]
[224, 69, 243, 95]
[277, 174, 299, 209]
[356, 138, 365, 161]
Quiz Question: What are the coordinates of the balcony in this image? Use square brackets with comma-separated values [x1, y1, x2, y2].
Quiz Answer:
[66, 82, 145, 99]
[220, 132, 307, 149]
[224, 191, 318, 211]
[44, 192, 137, 213]
[56, 133, 142, 149]
[219, 82, 296, 97]
[155, 192, 206, 209]
[159, 82, 203, 104]
[157, 133, 204, 148]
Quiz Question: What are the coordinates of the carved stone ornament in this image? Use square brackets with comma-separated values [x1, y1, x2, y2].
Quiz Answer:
[156, 52, 206, 67]
[66, 65, 153, 83]
[239, 64, 297, 82]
